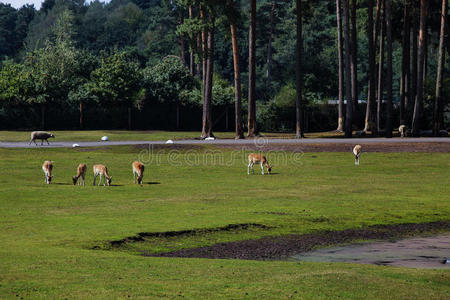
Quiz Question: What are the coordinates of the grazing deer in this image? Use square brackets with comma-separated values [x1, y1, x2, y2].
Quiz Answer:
[42, 161, 53, 184]
[248, 153, 272, 175]
[399, 125, 407, 137]
[353, 145, 362, 165]
[132, 161, 145, 185]
[93, 164, 112, 186]
[72, 163, 87, 186]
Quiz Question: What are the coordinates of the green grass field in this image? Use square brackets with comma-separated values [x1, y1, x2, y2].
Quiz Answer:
[0, 145, 449, 298]
[0, 130, 346, 142]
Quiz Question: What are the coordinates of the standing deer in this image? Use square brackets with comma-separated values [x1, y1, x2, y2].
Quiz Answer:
[42, 161, 53, 184]
[248, 153, 272, 175]
[132, 161, 145, 185]
[72, 163, 87, 186]
[93, 164, 112, 186]
[353, 145, 362, 165]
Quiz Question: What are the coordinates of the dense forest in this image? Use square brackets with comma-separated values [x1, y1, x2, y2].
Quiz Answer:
[0, 0, 448, 137]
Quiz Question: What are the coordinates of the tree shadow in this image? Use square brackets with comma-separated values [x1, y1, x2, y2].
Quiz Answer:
[247, 173, 279, 176]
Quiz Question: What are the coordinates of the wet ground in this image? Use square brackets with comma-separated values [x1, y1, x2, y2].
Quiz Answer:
[292, 234, 450, 269]
[148, 221, 450, 263]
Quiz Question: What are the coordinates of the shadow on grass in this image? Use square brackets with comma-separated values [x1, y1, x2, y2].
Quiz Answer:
[90, 184, 124, 187]
[248, 173, 280, 176]
[145, 182, 161, 185]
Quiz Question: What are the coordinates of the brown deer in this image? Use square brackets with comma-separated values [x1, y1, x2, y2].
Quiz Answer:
[42, 161, 53, 184]
[72, 163, 87, 186]
[353, 145, 362, 165]
[93, 164, 112, 186]
[132, 161, 145, 184]
[248, 153, 272, 175]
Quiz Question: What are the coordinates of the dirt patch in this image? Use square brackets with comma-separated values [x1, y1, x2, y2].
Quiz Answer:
[148, 221, 450, 260]
[292, 234, 450, 269]
[132, 144, 205, 152]
[109, 223, 270, 248]
[253, 211, 292, 216]
[219, 142, 450, 153]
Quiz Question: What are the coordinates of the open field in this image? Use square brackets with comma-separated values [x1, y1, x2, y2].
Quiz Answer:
[0, 130, 347, 142]
[0, 144, 449, 298]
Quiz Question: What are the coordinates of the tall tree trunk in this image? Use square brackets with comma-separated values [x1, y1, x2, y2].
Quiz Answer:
[179, 12, 186, 66]
[410, 7, 418, 127]
[434, 0, 447, 136]
[229, 0, 244, 139]
[350, 0, 358, 119]
[196, 32, 201, 77]
[372, 0, 383, 135]
[296, 0, 304, 138]
[201, 11, 215, 139]
[412, 0, 428, 136]
[225, 106, 229, 131]
[189, 5, 194, 75]
[400, 0, 410, 126]
[343, 0, 353, 137]
[40, 104, 45, 130]
[180, 37, 185, 66]
[374, 0, 382, 54]
[266, 1, 275, 85]
[420, 0, 429, 126]
[200, 6, 206, 100]
[336, 0, 345, 132]
[423, 23, 428, 85]
[385, 0, 393, 138]
[176, 103, 180, 130]
[127, 106, 132, 130]
[247, 0, 257, 137]
[79, 101, 83, 129]
[364, 0, 376, 133]
[377, 4, 385, 134]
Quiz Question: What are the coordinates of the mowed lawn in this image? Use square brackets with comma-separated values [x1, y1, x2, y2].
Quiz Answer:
[0, 130, 345, 142]
[0, 145, 449, 299]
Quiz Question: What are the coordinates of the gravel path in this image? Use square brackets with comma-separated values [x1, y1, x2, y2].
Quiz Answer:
[1, 137, 449, 148]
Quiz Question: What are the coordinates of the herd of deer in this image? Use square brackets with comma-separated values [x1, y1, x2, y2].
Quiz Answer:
[40, 146, 362, 185]
[42, 161, 145, 186]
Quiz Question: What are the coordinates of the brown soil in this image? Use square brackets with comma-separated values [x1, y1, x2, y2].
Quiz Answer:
[109, 223, 270, 248]
[147, 221, 450, 260]
[219, 142, 450, 153]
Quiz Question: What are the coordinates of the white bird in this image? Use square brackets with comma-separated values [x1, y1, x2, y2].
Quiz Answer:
[204, 137, 215, 141]
[72, 143, 80, 148]
[101, 136, 109, 141]
[166, 139, 174, 144]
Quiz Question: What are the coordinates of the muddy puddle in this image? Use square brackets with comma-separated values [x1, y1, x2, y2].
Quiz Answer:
[292, 234, 450, 269]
